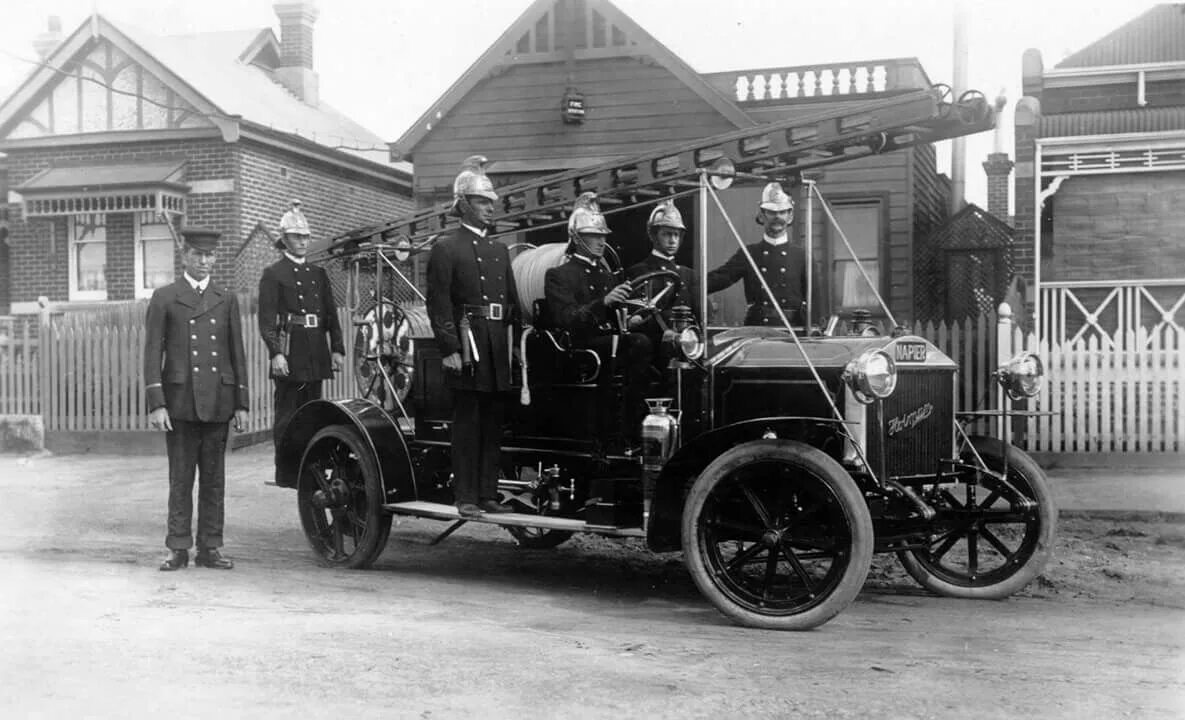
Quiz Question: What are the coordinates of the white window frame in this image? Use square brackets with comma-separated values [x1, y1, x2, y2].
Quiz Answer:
[134, 212, 178, 299]
[827, 199, 885, 313]
[67, 214, 108, 301]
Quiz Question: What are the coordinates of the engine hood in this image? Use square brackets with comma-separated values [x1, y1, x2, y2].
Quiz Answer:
[706, 329, 957, 371]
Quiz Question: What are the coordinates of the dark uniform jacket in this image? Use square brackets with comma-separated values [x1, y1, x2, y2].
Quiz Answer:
[144, 278, 248, 422]
[627, 252, 698, 334]
[544, 254, 622, 344]
[258, 255, 345, 382]
[426, 225, 517, 392]
[707, 238, 809, 326]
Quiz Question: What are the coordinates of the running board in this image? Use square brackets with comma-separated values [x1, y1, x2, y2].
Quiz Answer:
[384, 501, 645, 538]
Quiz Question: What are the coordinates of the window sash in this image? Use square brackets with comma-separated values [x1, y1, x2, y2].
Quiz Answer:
[68, 214, 107, 301]
[828, 202, 882, 311]
[135, 212, 177, 298]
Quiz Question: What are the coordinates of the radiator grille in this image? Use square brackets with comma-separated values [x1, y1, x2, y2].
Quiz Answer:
[868, 369, 954, 479]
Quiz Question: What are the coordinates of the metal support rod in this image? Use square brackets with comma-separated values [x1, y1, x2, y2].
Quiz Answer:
[429, 520, 468, 546]
[704, 182, 880, 485]
[804, 178, 814, 330]
[698, 173, 710, 356]
[380, 251, 426, 302]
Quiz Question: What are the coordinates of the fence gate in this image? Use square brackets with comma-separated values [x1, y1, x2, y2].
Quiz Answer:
[1029, 281, 1185, 454]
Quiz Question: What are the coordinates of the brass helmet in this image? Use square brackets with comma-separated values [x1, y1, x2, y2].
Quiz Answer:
[277, 199, 310, 248]
[758, 181, 794, 212]
[647, 200, 685, 234]
[451, 155, 498, 215]
[567, 192, 610, 238]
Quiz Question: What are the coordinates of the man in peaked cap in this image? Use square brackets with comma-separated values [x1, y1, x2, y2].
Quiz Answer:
[707, 181, 819, 327]
[145, 227, 249, 571]
[259, 200, 345, 482]
[426, 156, 519, 518]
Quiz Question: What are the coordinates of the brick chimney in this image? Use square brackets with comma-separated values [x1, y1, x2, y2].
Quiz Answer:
[273, 2, 319, 105]
[33, 16, 63, 60]
[982, 93, 1012, 221]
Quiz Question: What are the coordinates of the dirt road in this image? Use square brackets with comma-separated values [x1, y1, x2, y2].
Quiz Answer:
[1, 446, 1183, 719]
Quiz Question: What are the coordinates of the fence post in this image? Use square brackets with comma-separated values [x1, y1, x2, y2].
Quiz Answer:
[37, 296, 53, 433]
[995, 302, 1013, 441]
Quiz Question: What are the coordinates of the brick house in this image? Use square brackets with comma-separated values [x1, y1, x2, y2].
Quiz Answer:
[0, 3, 412, 315]
[1013, 3, 1185, 344]
[391, 0, 957, 326]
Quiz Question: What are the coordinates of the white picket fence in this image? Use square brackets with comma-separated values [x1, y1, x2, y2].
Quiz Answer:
[1024, 327, 1184, 454]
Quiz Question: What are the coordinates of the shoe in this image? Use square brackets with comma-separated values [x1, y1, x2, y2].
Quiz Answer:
[456, 502, 485, 518]
[478, 499, 514, 514]
[194, 549, 234, 569]
[159, 549, 188, 571]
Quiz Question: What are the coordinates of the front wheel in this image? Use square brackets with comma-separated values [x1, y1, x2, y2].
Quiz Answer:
[682, 440, 873, 630]
[897, 437, 1056, 599]
[296, 425, 392, 568]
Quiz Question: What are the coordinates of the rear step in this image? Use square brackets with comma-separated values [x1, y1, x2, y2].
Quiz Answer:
[384, 500, 645, 538]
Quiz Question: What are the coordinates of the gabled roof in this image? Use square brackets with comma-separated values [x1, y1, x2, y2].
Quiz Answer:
[1056, 4, 1185, 68]
[929, 203, 1013, 251]
[0, 14, 410, 177]
[391, 0, 753, 160]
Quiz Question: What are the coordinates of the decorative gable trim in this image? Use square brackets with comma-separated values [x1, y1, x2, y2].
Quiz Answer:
[0, 15, 224, 139]
[391, 0, 752, 160]
[239, 28, 281, 70]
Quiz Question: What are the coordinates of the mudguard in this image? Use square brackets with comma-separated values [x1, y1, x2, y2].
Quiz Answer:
[275, 398, 416, 503]
[646, 416, 850, 552]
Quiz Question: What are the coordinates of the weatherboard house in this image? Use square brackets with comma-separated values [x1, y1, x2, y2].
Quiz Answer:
[391, 0, 1003, 326]
[0, 3, 412, 315]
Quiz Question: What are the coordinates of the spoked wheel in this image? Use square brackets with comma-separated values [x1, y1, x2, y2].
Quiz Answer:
[296, 425, 392, 569]
[682, 440, 873, 630]
[898, 437, 1056, 599]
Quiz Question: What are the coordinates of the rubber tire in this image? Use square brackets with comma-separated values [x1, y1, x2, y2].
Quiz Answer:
[897, 437, 1056, 599]
[297, 425, 392, 569]
[681, 440, 874, 630]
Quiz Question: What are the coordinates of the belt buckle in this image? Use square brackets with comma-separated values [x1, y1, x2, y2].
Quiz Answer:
[489, 303, 503, 321]
[305, 313, 319, 328]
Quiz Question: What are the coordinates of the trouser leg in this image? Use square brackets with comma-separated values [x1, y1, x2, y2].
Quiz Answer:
[273, 380, 323, 465]
[476, 393, 505, 501]
[450, 390, 480, 505]
[165, 421, 200, 550]
[195, 421, 230, 551]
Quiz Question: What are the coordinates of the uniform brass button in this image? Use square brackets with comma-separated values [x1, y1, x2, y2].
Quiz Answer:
[211, 367, 217, 372]
[482, 295, 488, 300]
[210, 318, 216, 323]
[780, 268, 786, 273]
[212, 351, 218, 356]
[193, 350, 198, 356]
[781, 251, 787, 256]
[210, 335, 216, 340]
[480, 275, 485, 281]
[189, 319, 195, 325]
[193, 366, 199, 372]
[297, 281, 302, 286]
[191, 334, 197, 340]
[760, 267, 767, 272]
[476, 257, 483, 263]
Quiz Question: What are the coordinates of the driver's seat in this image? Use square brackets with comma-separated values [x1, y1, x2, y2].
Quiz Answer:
[525, 298, 601, 386]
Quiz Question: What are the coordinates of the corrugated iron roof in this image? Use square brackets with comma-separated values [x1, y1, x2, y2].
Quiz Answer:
[1039, 107, 1185, 136]
[1056, 4, 1185, 68]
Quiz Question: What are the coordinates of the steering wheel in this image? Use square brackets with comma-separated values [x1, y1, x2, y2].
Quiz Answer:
[617, 269, 683, 330]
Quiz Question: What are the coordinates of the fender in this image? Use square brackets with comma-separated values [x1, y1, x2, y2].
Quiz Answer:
[646, 415, 850, 552]
[276, 398, 416, 503]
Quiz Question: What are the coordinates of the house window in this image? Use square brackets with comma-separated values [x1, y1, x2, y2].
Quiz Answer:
[135, 212, 177, 298]
[68, 214, 107, 301]
[828, 201, 883, 311]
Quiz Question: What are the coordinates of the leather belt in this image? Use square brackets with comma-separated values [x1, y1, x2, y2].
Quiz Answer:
[287, 313, 320, 328]
[463, 303, 503, 320]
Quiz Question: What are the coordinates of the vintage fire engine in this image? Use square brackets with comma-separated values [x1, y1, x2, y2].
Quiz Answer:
[272, 86, 1056, 630]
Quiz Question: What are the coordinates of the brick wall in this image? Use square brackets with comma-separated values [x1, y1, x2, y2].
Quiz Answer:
[4, 135, 412, 308]
[4, 137, 238, 305]
[0, 160, 9, 313]
[1012, 98, 1039, 286]
[236, 139, 413, 302]
[1048, 172, 1185, 282]
[983, 153, 1013, 221]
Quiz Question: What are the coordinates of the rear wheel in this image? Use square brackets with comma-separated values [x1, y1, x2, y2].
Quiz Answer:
[682, 440, 873, 630]
[897, 438, 1055, 599]
[296, 425, 392, 568]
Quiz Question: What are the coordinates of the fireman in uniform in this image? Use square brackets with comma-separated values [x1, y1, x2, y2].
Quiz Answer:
[258, 199, 345, 479]
[707, 182, 813, 326]
[626, 200, 698, 368]
[145, 228, 249, 571]
[545, 193, 653, 447]
[426, 156, 518, 518]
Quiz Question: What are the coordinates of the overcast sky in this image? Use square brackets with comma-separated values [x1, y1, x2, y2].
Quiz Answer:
[0, 0, 1161, 209]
